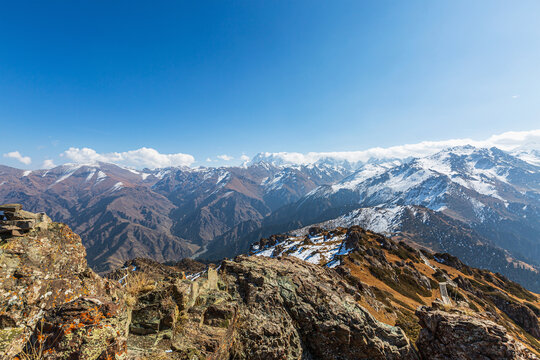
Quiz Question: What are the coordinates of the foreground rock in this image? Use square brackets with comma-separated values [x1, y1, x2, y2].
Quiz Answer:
[0, 205, 128, 360]
[126, 256, 418, 359]
[416, 305, 539, 360]
[220, 255, 418, 359]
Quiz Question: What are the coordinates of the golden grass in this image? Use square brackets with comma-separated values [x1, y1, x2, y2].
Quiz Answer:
[124, 272, 155, 295]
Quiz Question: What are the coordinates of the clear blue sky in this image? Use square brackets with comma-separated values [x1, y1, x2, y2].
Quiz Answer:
[1, 1, 540, 168]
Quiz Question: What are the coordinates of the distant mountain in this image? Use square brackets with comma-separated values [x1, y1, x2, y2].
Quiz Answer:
[0, 160, 351, 271]
[254, 146, 540, 260]
[200, 146, 540, 291]
[0, 163, 188, 272]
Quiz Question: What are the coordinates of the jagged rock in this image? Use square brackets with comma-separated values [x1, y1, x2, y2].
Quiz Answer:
[488, 292, 540, 339]
[416, 306, 539, 360]
[0, 204, 22, 213]
[0, 206, 128, 360]
[129, 285, 183, 335]
[138, 255, 418, 359]
[173, 257, 208, 275]
[252, 234, 289, 253]
[308, 226, 323, 236]
[221, 255, 418, 360]
[2, 208, 538, 360]
[31, 297, 129, 360]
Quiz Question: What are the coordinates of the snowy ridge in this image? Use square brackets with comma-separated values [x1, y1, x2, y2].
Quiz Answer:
[512, 148, 540, 166]
[305, 146, 540, 223]
[330, 161, 401, 192]
[250, 231, 353, 268]
[294, 206, 408, 236]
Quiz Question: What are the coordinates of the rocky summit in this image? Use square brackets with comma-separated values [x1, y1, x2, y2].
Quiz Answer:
[0, 205, 129, 359]
[0, 205, 539, 359]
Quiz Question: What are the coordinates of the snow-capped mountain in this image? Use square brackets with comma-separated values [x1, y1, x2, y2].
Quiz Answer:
[282, 146, 540, 231]
[248, 152, 357, 170]
[2, 144, 540, 291]
[513, 148, 540, 167]
[307, 145, 540, 210]
[0, 160, 351, 271]
[203, 146, 540, 290]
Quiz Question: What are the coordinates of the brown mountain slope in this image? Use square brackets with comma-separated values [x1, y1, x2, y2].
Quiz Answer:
[251, 226, 540, 354]
[0, 162, 349, 272]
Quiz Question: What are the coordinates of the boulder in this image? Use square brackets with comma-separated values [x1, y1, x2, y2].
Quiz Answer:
[222, 255, 419, 360]
[416, 306, 538, 360]
[0, 209, 128, 360]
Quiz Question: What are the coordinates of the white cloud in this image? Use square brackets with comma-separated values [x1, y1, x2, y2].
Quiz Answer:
[240, 154, 250, 162]
[42, 159, 56, 169]
[206, 158, 213, 162]
[61, 147, 195, 169]
[217, 154, 234, 161]
[512, 95, 520, 99]
[251, 129, 540, 166]
[3, 151, 32, 165]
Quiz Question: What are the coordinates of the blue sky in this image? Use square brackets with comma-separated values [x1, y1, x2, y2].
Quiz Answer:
[1, 1, 540, 168]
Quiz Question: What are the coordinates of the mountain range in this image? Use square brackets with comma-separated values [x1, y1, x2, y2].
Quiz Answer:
[1, 145, 539, 291]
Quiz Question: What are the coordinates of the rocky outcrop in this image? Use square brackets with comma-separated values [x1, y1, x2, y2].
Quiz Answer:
[221, 255, 418, 360]
[125, 255, 418, 359]
[0, 203, 50, 237]
[416, 305, 539, 360]
[0, 204, 129, 360]
[488, 292, 540, 339]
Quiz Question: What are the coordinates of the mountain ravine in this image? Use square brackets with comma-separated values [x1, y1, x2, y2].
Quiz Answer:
[0, 206, 539, 359]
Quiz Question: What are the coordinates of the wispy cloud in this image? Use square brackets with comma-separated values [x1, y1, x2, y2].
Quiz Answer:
[61, 147, 195, 169]
[217, 154, 234, 161]
[3, 151, 32, 165]
[251, 129, 540, 165]
[512, 95, 520, 99]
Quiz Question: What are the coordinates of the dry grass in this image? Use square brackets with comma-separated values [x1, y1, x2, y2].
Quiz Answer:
[17, 344, 47, 360]
[121, 271, 156, 308]
[124, 271, 155, 295]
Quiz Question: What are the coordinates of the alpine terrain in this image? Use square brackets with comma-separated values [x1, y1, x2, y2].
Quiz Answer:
[0, 206, 538, 359]
[1, 145, 539, 293]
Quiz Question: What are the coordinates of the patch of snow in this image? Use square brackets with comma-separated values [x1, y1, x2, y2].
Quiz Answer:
[95, 171, 107, 183]
[110, 182, 124, 192]
[253, 233, 351, 268]
[85, 169, 96, 182]
[52, 165, 83, 185]
[155, 170, 171, 179]
[216, 171, 230, 184]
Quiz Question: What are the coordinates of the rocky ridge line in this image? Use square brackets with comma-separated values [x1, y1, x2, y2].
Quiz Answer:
[0, 205, 538, 359]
